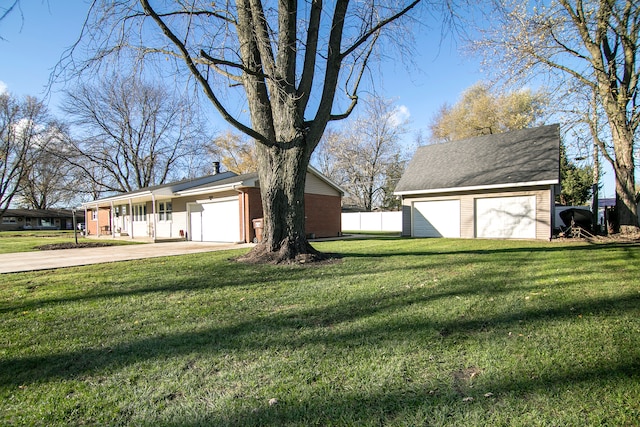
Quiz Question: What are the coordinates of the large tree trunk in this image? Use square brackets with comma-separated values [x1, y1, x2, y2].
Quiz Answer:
[612, 138, 638, 234]
[237, 137, 326, 264]
[609, 119, 639, 234]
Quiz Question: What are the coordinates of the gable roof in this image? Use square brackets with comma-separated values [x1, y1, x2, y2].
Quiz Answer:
[395, 124, 561, 195]
[82, 166, 344, 207]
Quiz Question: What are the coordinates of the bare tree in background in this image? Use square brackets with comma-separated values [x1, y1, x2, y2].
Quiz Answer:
[62, 76, 209, 193]
[314, 96, 409, 211]
[473, 0, 640, 233]
[73, 0, 427, 263]
[17, 145, 76, 209]
[0, 93, 59, 215]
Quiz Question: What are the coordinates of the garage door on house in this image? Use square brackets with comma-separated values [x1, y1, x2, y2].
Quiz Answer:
[475, 195, 536, 239]
[412, 200, 461, 238]
[189, 197, 240, 242]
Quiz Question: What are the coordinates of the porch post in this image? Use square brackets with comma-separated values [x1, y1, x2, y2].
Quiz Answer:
[151, 194, 157, 241]
[110, 201, 115, 238]
[95, 203, 100, 236]
[129, 198, 134, 239]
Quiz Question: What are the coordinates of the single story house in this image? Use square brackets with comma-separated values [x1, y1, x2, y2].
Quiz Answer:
[0, 208, 85, 232]
[394, 124, 561, 240]
[81, 166, 343, 243]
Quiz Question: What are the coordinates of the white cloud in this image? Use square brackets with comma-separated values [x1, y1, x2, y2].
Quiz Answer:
[0, 81, 7, 94]
[390, 105, 410, 127]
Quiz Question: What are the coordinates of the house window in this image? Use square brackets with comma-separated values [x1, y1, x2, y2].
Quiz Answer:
[158, 201, 172, 221]
[92, 210, 98, 221]
[121, 205, 127, 216]
[133, 204, 147, 221]
[1, 216, 17, 224]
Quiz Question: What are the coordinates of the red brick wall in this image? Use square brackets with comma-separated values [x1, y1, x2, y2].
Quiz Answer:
[244, 188, 263, 243]
[243, 191, 341, 242]
[86, 208, 111, 236]
[304, 193, 342, 238]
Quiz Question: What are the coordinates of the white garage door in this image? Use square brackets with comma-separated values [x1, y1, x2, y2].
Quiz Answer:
[189, 199, 240, 242]
[475, 196, 536, 239]
[413, 200, 460, 238]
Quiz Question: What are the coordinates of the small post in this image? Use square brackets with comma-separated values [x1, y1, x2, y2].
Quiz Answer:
[72, 209, 78, 245]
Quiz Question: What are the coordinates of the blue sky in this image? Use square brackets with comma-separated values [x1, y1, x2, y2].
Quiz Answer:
[0, 2, 483, 137]
[0, 1, 617, 198]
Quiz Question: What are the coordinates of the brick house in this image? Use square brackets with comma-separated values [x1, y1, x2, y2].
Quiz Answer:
[81, 166, 343, 243]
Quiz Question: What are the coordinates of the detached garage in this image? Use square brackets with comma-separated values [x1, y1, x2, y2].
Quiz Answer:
[395, 125, 561, 240]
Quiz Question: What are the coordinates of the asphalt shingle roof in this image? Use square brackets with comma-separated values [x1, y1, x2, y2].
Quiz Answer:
[395, 124, 560, 194]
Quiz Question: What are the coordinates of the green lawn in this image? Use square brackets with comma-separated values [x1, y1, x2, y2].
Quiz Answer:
[0, 231, 140, 253]
[1, 238, 639, 426]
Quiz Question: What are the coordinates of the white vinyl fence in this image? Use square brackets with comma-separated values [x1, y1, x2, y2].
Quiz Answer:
[342, 211, 402, 233]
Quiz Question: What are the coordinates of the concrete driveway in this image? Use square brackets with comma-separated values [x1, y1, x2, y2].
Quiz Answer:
[0, 241, 254, 274]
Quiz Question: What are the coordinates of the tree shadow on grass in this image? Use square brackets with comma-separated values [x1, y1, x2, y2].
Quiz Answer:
[4, 239, 637, 316]
[340, 238, 640, 259]
[2, 283, 639, 388]
[155, 359, 640, 426]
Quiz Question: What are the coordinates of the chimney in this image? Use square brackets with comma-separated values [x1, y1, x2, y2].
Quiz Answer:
[212, 161, 220, 175]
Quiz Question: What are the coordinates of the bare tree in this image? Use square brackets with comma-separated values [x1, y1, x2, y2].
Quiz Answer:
[314, 96, 409, 211]
[473, 0, 640, 233]
[17, 145, 76, 209]
[74, 0, 426, 263]
[0, 94, 58, 215]
[62, 76, 210, 193]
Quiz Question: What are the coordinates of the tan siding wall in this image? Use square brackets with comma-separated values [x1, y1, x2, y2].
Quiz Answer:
[401, 205, 411, 236]
[460, 196, 475, 238]
[402, 186, 554, 240]
[536, 189, 552, 240]
[305, 172, 340, 196]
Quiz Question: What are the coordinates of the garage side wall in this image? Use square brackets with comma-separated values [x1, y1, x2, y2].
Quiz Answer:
[401, 186, 553, 240]
[305, 193, 342, 238]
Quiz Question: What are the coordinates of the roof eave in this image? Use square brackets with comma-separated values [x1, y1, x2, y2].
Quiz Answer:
[174, 180, 252, 197]
[394, 179, 560, 196]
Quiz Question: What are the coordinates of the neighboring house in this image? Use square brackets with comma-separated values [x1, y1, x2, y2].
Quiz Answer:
[394, 124, 561, 240]
[81, 166, 343, 243]
[0, 209, 85, 232]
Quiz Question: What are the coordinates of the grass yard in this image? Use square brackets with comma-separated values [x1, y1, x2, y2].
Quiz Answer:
[1, 238, 639, 426]
[0, 231, 140, 254]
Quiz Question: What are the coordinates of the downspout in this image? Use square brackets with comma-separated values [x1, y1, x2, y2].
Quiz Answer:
[234, 186, 246, 243]
[84, 206, 87, 235]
